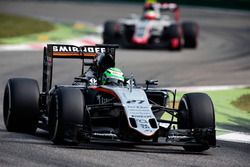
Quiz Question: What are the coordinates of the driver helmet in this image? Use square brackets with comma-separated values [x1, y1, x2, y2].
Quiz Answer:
[95, 52, 115, 74]
[102, 67, 125, 86]
[143, 10, 159, 20]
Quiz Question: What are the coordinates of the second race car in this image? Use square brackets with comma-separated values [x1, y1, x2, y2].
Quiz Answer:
[103, 2, 199, 50]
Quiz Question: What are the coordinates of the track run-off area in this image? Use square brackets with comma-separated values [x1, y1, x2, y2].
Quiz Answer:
[0, 1, 250, 167]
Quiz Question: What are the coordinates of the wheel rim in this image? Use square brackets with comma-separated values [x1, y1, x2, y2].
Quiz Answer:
[3, 84, 11, 127]
[177, 96, 190, 129]
[49, 94, 61, 142]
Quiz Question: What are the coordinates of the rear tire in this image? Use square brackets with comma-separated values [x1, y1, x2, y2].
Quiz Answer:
[49, 87, 85, 145]
[182, 22, 199, 48]
[120, 24, 135, 48]
[178, 93, 216, 152]
[103, 21, 118, 44]
[161, 25, 182, 51]
[3, 78, 40, 133]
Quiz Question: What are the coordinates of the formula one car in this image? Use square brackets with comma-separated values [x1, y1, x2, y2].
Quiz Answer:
[3, 44, 215, 152]
[103, 2, 199, 50]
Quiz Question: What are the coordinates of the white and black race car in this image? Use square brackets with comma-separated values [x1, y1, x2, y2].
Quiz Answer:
[3, 44, 215, 152]
[103, 2, 199, 50]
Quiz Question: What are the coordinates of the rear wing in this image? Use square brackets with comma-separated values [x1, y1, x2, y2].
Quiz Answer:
[144, 2, 180, 22]
[42, 44, 119, 93]
[144, 2, 179, 11]
[50, 44, 117, 59]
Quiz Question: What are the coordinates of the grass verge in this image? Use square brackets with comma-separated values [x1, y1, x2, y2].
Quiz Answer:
[205, 88, 250, 132]
[0, 13, 54, 38]
[0, 13, 96, 44]
[231, 94, 250, 113]
[162, 88, 250, 133]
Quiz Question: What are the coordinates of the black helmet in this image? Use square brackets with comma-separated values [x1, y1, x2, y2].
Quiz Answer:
[95, 52, 115, 73]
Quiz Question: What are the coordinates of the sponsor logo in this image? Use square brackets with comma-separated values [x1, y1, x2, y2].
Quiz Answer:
[140, 123, 150, 129]
[89, 78, 97, 86]
[137, 119, 147, 123]
[82, 46, 106, 53]
[127, 100, 145, 104]
[53, 45, 79, 52]
[52, 45, 106, 53]
[96, 94, 111, 104]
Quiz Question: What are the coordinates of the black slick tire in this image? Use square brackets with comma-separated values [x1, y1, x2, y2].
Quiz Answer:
[178, 93, 216, 152]
[103, 21, 117, 44]
[161, 24, 182, 51]
[182, 22, 199, 48]
[3, 78, 40, 133]
[49, 87, 85, 145]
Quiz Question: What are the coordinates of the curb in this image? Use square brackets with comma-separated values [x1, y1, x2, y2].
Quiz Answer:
[0, 35, 102, 52]
[164, 85, 250, 92]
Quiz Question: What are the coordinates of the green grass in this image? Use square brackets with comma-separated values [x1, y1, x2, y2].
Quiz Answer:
[231, 94, 250, 113]
[205, 88, 250, 131]
[162, 88, 250, 132]
[116, 0, 250, 10]
[0, 13, 54, 38]
[0, 13, 97, 44]
[0, 23, 95, 44]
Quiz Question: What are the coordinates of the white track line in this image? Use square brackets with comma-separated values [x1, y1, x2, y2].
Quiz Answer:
[217, 132, 250, 144]
[163, 85, 250, 92]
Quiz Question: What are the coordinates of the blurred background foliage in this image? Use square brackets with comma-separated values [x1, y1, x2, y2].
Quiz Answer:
[63, 0, 250, 10]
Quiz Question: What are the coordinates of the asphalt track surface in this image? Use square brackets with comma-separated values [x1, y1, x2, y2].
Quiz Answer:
[0, 1, 250, 167]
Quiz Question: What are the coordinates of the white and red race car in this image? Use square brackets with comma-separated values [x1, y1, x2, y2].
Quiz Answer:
[103, 2, 199, 50]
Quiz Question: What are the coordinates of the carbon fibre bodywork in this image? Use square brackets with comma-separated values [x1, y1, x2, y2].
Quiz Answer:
[3, 44, 215, 152]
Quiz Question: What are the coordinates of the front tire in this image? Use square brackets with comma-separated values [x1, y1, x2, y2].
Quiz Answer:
[49, 87, 85, 145]
[3, 78, 40, 133]
[178, 93, 216, 152]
